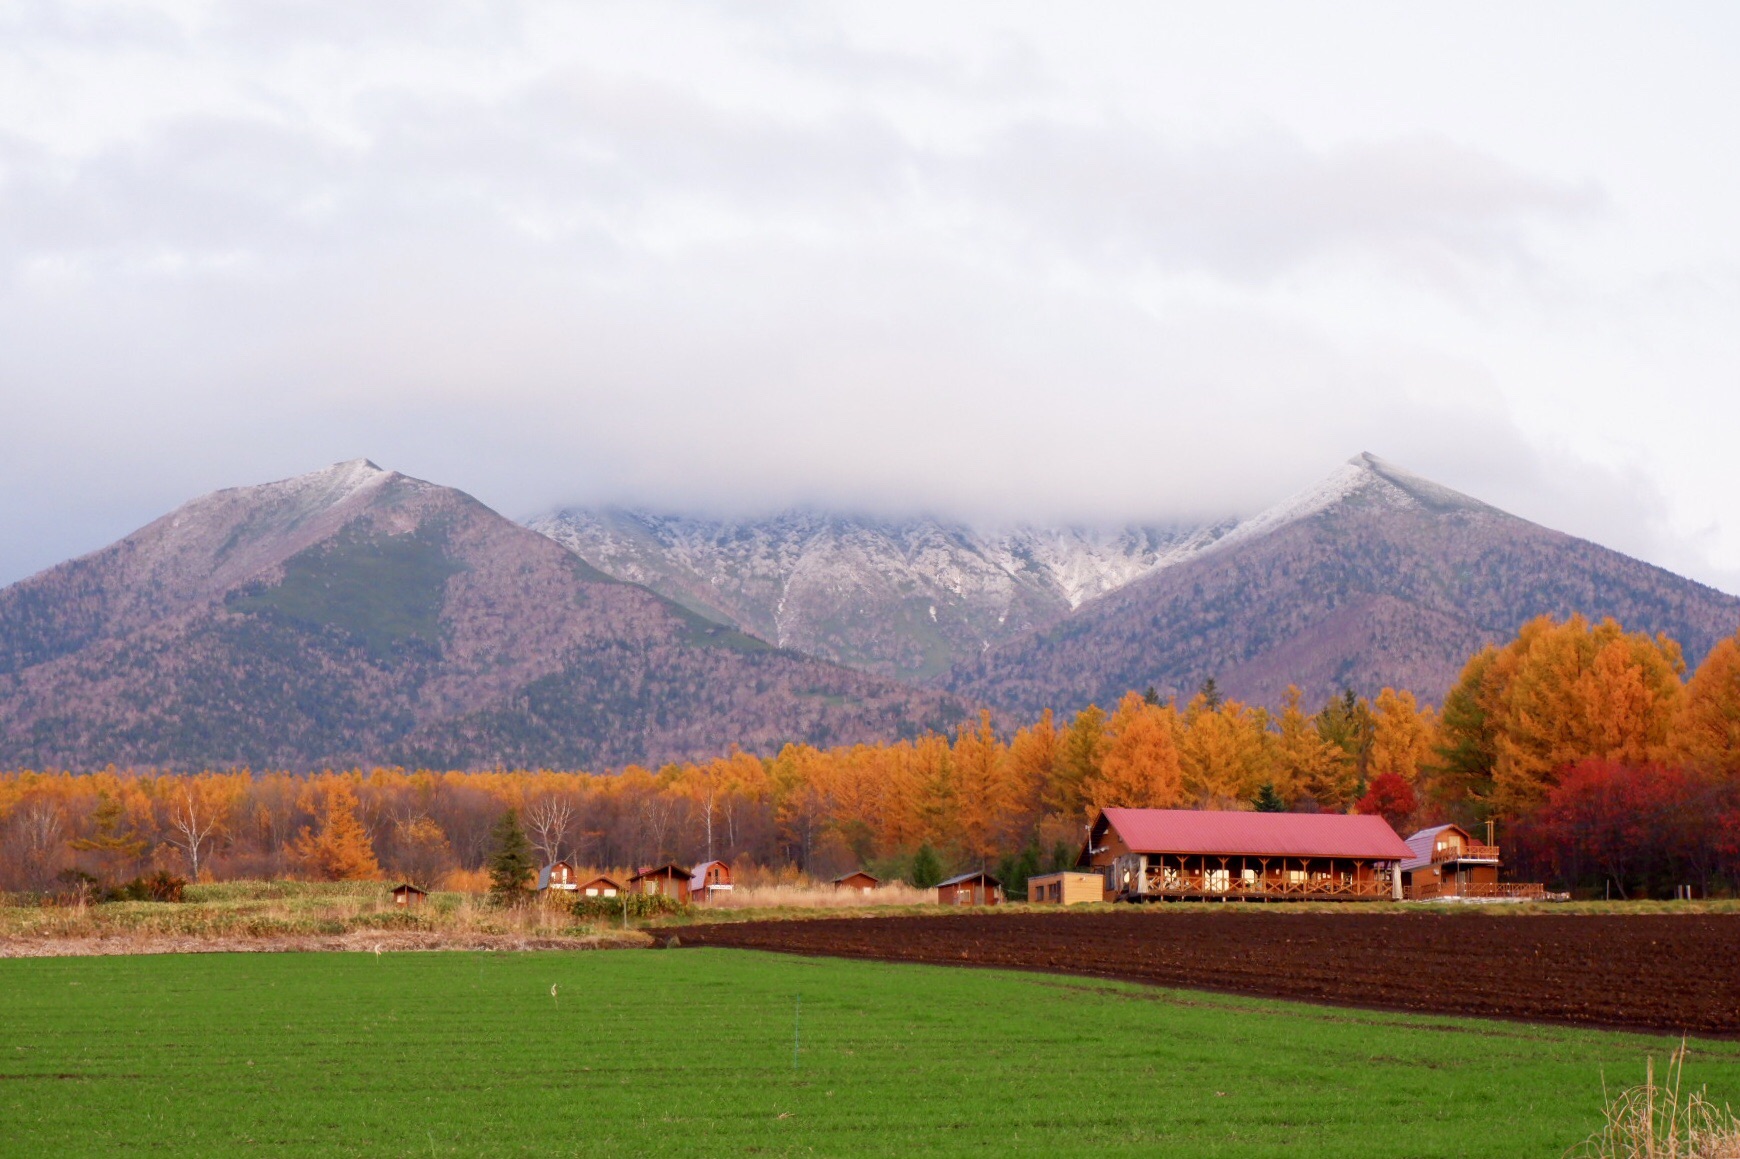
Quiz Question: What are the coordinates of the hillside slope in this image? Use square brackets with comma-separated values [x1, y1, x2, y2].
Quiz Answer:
[0, 462, 966, 770]
[529, 508, 1226, 682]
[947, 454, 1740, 715]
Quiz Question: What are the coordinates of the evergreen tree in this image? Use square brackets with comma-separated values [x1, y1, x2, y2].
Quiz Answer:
[1253, 782, 1286, 813]
[997, 837, 1043, 899]
[1048, 840, 1076, 873]
[1142, 685, 1162, 707]
[1198, 678, 1223, 711]
[908, 842, 944, 889]
[487, 809, 535, 902]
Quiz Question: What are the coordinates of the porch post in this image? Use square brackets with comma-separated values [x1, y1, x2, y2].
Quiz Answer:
[1137, 854, 1148, 897]
[1391, 860, 1402, 901]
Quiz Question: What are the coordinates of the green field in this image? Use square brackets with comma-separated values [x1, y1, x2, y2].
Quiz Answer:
[3, 948, 1737, 1157]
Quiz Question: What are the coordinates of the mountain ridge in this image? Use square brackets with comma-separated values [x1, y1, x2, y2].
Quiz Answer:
[0, 463, 967, 770]
[944, 453, 1740, 714]
[529, 506, 1230, 682]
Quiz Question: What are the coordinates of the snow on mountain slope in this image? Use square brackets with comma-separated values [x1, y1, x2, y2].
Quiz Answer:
[528, 508, 1228, 681]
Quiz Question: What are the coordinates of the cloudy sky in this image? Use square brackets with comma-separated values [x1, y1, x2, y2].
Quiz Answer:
[4, 2, 1740, 591]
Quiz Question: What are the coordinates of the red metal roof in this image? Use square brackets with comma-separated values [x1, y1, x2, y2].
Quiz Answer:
[1099, 808, 1413, 860]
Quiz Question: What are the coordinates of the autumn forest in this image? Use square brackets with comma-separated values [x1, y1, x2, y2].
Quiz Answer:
[4, 614, 1739, 900]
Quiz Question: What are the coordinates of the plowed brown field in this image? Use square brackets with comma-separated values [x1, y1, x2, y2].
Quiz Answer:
[676, 911, 1740, 1036]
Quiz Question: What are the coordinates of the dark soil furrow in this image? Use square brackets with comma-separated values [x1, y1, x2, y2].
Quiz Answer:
[674, 912, 1740, 1036]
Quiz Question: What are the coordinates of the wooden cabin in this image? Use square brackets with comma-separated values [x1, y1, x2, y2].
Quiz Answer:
[833, 870, 880, 894]
[576, 874, 623, 898]
[688, 860, 733, 903]
[937, 871, 1002, 906]
[629, 863, 692, 902]
[1026, 871, 1104, 905]
[1081, 808, 1413, 902]
[1399, 824, 1541, 899]
[391, 883, 427, 907]
[537, 861, 579, 892]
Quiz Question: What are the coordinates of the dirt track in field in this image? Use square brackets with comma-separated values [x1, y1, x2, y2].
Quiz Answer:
[674, 911, 1740, 1036]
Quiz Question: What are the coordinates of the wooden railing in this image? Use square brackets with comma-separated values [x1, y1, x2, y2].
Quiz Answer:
[1410, 880, 1544, 900]
[1137, 872, 1393, 900]
[1432, 844, 1499, 863]
[1461, 881, 1544, 899]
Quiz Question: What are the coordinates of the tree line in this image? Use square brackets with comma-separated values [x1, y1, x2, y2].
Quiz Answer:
[2, 614, 1737, 899]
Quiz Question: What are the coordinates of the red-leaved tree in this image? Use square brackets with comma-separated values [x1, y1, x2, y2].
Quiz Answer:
[1520, 761, 1738, 898]
[1355, 772, 1418, 835]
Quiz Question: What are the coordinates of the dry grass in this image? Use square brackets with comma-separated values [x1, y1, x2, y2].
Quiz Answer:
[0, 879, 648, 956]
[703, 882, 937, 909]
[1573, 1041, 1740, 1159]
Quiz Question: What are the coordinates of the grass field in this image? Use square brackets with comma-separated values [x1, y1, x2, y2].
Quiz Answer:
[4, 949, 1739, 1157]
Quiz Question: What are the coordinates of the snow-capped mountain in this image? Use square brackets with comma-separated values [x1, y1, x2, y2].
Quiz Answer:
[528, 508, 1233, 681]
[0, 462, 967, 770]
[948, 453, 1740, 715]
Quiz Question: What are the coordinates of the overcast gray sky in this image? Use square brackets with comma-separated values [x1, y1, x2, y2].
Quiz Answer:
[5, 2, 1740, 591]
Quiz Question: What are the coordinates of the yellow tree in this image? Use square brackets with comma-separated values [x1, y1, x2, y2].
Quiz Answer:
[1004, 709, 1061, 830]
[951, 711, 1011, 864]
[1369, 688, 1437, 785]
[1272, 686, 1353, 809]
[1084, 692, 1184, 810]
[1489, 616, 1684, 816]
[1673, 632, 1740, 778]
[1050, 705, 1107, 819]
[293, 779, 381, 881]
[1178, 694, 1273, 805]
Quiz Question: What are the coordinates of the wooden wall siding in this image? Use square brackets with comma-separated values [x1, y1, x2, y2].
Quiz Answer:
[1026, 872, 1105, 905]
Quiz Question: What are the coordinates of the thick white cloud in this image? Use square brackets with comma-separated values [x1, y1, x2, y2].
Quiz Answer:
[2, 1, 1739, 594]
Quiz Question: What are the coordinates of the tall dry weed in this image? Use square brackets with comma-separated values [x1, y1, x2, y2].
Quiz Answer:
[1572, 1041, 1740, 1159]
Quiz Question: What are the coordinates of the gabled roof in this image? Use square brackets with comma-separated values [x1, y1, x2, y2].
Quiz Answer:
[833, 870, 879, 884]
[689, 860, 730, 892]
[937, 870, 1002, 888]
[390, 882, 427, 894]
[536, 861, 576, 890]
[576, 873, 624, 890]
[1400, 824, 1470, 872]
[630, 863, 691, 880]
[1096, 808, 1413, 860]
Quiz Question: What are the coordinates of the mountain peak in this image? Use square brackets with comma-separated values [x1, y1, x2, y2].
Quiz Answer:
[1208, 454, 1500, 555]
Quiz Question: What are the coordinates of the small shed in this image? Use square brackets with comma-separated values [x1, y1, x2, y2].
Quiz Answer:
[937, 870, 1002, 906]
[833, 870, 880, 894]
[391, 883, 428, 907]
[1026, 871, 1104, 905]
[630, 863, 692, 902]
[537, 861, 579, 892]
[576, 874, 623, 898]
[689, 860, 733, 903]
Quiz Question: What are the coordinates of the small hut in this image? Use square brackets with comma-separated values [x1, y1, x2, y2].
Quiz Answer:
[937, 870, 1002, 906]
[833, 870, 880, 894]
[629, 864, 692, 902]
[576, 874, 623, 898]
[689, 860, 733, 903]
[1026, 871, 1104, 905]
[391, 883, 428, 907]
[537, 861, 579, 892]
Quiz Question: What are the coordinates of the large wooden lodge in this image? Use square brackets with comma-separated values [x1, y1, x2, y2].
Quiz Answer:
[1080, 808, 1416, 902]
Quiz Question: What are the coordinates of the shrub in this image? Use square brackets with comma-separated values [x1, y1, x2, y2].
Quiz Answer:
[571, 892, 689, 921]
[107, 872, 188, 903]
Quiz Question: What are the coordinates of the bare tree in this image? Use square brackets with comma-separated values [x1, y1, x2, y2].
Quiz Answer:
[165, 789, 223, 880]
[10, 799, 66, 889]
[524, 795, 575, 867]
